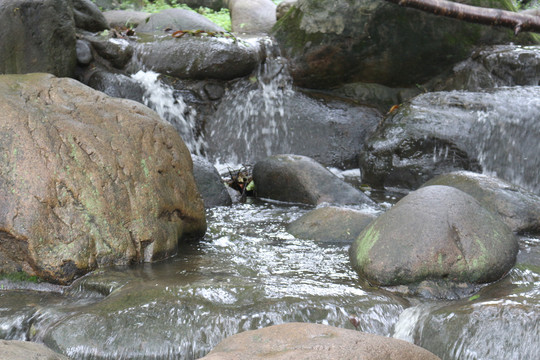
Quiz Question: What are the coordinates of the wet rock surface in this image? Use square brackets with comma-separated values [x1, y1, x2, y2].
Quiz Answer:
[286, 206, 376, 242]
[423, 171, 540, 234]
[192, 155, 232, 207]
[253, 155, 374, 206]
[0, 340, 69, 360]
[0, 73, 206, 284]
[350, 185, 519, 287]
[201, 322, 441, 360]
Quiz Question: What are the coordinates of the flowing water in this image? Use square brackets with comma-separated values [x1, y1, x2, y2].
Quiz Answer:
[1, 39, 540, 360]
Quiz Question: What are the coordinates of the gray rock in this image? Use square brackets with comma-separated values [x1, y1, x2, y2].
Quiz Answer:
[76, 39, 93, 65]
[201, 322, 441, 360]
[0, 340, 69, 360]
[0, 0, 76, 77]
[349, 185, 519, 287]
[103, 10, 150, 28]
[73, 0, 109, 32]
[229, 0, 276, 34]
[359, 87, 540, 193]
[132, 36, 259, 80]
[272, 0, 535, 88]
[427, 45, 540, 91]
[135, 8, 224, 34]
[85, 70, 145, 102]
[85, 36, 134, 70]
[287, 206, 376, 242]
[423, 171, 540, 234]
[0, 73, 206, 284]
[253, 155, 374, 206]
[192, 155, 232, 207]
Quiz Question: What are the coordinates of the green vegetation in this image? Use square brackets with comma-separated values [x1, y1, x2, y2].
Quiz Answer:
[0, 271, 41, 283]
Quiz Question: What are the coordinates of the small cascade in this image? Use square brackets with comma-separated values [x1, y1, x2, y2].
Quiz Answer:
[131, 70, 206, 155]
[392, 303, 435, 343]
[205, 37, 294, 165]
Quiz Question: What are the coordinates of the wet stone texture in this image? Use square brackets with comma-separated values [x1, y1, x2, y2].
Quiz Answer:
[0, 73, 206, 284]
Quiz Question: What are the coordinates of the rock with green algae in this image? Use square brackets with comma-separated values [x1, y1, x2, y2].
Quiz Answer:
[0, 73, 206, 284]
[272, 0, 538, 88]
[349, 185, 518, 286]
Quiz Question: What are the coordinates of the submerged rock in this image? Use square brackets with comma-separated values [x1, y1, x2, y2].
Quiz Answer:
[0, 73, 206, 284]
[253, 155, 374, 206]
[423, 171, 540, 234]
[0, 340, 69, 360]
[201, 322, 441, 359]
[349, 186, 518, 287]
[272, 0, 535, 88]
[360, 87, 540, 192]
[287, 206, 376, 242]
[0, 0, 76, 77]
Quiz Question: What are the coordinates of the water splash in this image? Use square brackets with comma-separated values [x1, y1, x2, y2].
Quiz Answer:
[205, 37, 294, 165]
[131, 70, 206, 155]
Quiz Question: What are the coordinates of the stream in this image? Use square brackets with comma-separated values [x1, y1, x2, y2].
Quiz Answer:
[1, 38, 539, 360]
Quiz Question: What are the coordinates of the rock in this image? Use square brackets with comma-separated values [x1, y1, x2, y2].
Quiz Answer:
[427, 45, 540, 91]
[272, 0, 536, 88]
[205, 85, 382, 168]
[179, 0, 226, 11]
[359, 87, 540, 192]
[76, 39, 93, 66]
[423, 171, 540, 234]
[201, 322, 441, 360]
[228, 0, 276, 34]
[0, 73, 206, 284]
[276, 0, 296, 20]
[73, 0, 109, 32]
[131, 36, 259, 80]
[84, 36, 134, 70]
[103, 10, 150, 28]
[287, 206, 376, 242]
[84, 70, 145, 103]
[0, 340, 69, 360]
[192, 155, 232, 207]
[349, 185, 519, 286]
[135, 8, 225, 34]
[0, 0, 77, 77]
[253, 155, 374, 206]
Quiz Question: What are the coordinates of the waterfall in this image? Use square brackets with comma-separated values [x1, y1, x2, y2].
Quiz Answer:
[204, 37, 294, 166]
[131, 70, 206, 156]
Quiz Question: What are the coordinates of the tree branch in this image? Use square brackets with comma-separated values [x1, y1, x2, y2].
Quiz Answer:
[385, 0, 540, 34]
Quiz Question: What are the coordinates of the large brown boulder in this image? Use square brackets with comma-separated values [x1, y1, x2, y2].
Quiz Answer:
[0, 73, 206, 284]
[0, 0, 77, 77]
[350, 185, 518, 286]
[201, 322, 441, 359]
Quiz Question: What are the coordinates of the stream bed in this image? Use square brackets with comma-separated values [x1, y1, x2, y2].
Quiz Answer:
[1, 197, 539, 359]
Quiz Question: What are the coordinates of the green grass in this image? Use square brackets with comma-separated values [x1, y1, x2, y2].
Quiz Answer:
[0, 271, 41, 283]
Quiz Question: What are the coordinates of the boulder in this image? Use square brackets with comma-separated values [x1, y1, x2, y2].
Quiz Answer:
[131, 36, 259, 80]
[272, 0, 536, 88]
[192, 155, 232, 207]
[0, 73, 206, 284]
[349, 185, 519, 286]
[103, 10, 150, 28]
[135, 8, 225, 34]
[76, 39, 93, 66]
[0, 0, 77, 77]
[228, 0, 276, 34]
[0, 340, 69, 360]
[427, 45, 540, 91]
[359, 87, 540, 193]
[287, 206, 376, 242]
[423, 171, 540, 234]
[205, 85, 382, 168]
[253, 155, 374, 206]
[85, 70, 145, 102]
[73, 0, 109, 32]
[83, 36, 134, 70]
[201, 322, 441, 360]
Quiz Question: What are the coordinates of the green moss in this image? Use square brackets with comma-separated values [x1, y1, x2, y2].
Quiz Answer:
[0, 271, 41, 283]
[352, 225, 379, 266]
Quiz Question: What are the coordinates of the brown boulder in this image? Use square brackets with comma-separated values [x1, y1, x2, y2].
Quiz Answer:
[201, 322, 441, 359]
[0, 340, 69, 360]
[0, 73, 206, 284]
